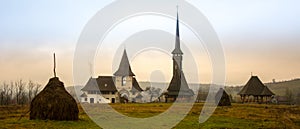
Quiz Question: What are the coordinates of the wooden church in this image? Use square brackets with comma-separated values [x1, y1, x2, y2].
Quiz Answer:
[163, 9, 194, 102]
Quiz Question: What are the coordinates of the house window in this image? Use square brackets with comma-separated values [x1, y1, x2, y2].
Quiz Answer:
[105, 84, 107, 87]
[122, 76, 126, 86]
[101, 91, 110, 94]
[88, 90, 101, 94]
[84, 98, 87, 101]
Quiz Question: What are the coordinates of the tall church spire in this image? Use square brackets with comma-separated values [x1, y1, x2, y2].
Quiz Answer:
[172, 6, 183, 55]
[164, 7, 194, 103]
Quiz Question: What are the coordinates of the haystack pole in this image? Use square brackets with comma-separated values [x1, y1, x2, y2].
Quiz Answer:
[53, 53, 56, 77]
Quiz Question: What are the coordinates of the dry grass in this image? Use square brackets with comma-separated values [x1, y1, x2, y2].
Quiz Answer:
[0, 103, 299, 129]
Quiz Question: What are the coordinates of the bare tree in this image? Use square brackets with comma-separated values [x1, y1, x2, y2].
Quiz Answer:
[8, 81, 13, 105]
[3, 82, 10, 105]
[0, 83, 4, 105]
[0, 82, 14, 105]
[28, 80, 34, 103]
[15, 79, 26, 105]
[0, 80, 41, 105]
[33, 83, 42, 97]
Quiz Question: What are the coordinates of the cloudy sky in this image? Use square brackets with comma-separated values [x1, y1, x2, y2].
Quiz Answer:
[0, 0, 299, 86]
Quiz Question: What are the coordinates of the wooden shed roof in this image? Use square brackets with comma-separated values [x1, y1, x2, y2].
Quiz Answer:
[238, 76, 275, 96]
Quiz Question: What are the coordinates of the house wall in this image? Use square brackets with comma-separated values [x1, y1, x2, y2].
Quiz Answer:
[101, 92, 118, 103]
[80, 91, 118, 103]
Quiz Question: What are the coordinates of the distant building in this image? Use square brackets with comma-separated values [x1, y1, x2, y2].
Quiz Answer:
[163, 9, 194, 102]
[80, 50, 143, 103]
[215, 88, 231, 106]
[238, 76, 275, 103]
[271, 96, 292, 105]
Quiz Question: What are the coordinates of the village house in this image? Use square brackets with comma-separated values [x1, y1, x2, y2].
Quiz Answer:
[80, 50, 143, 103]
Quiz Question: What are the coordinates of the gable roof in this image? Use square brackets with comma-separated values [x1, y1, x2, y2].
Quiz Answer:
[96, 76, 117, 92]
[81, 78, 99, 91]
[113, 50, 135, 76]
[81, 76, 117, 92]
[238, 76, 275, 96]
[80, 93, 87, 97]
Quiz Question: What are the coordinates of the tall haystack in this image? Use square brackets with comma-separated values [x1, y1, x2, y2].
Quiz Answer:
[215, 88, 231, 106]
[30, 77, 79, 120]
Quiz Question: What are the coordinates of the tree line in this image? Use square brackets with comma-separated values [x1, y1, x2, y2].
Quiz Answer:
[0, 80, 42, 106]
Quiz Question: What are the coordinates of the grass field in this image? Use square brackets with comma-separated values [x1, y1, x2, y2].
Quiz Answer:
[0, 103, 299, 129]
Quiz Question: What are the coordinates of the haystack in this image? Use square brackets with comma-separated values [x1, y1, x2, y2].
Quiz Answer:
[30, 77, 79, 120]
[215, 88, 231, 106]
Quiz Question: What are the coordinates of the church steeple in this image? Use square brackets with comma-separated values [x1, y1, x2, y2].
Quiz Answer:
[172, 6, 183, 55]
[172, 7, 183, 75]
[164, 7, 194, 103]
[113, 49, 135, 76]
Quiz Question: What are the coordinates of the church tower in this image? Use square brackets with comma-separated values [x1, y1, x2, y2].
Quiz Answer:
[164, 8, 194, 102]
[114, 49, 143, 102]
[114, 49, 135, 91]
[172, 7, 183, 78]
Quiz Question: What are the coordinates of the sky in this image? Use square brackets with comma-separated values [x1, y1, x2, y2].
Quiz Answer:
[0, 0, 300, 86]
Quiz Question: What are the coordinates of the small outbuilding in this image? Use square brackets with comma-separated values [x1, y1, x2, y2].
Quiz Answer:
[215, 88, 231, 106]
[238, 76, 275, 103]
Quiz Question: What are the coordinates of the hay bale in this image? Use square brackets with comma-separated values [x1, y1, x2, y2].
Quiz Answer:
[215, 88, 231, 106]
[30, 77, 79, 120]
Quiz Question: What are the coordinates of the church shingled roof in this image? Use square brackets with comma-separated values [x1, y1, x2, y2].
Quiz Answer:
[167, 71, 194, 96]
[113, 50, 135, 76]
[132, 77, 143, 92]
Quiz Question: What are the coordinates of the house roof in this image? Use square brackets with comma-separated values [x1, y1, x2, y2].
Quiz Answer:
[96, 76, 117, 92]
[81, 76, 117, 92]
[81, 78, 99, 91]
[81, 76, 143, 92]
[216, 88, 230, 98]
[113, 50, 135, 76]
[80, 93, 87, 97]
[260, 86, 275, 96]
[238, 76, 275, 96]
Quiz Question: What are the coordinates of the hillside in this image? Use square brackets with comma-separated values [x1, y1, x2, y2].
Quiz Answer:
[266, 79, 300, 96]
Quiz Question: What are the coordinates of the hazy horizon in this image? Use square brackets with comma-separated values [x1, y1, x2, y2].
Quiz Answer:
[1, 0, 300, 86]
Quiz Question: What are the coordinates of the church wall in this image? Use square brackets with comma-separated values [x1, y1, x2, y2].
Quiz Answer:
[115, 76, 133, 91]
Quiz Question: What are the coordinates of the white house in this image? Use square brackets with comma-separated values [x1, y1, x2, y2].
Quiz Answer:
[80, 50, 143, 103]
